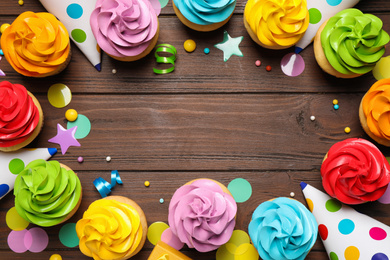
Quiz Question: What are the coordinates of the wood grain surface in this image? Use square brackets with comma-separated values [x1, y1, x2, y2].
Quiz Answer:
[0, 0, 390, 259]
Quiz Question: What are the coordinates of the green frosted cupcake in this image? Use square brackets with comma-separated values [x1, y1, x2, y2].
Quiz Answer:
[314, 8, 389, 78]
[14, 159, 82, 227]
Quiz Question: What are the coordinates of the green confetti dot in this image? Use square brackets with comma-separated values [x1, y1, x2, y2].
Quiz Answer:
[325, 198, 342, 212]
[71, 29, 87, 43]
[9, 158, 25, 175]
[227, 178, 252, 203]
[309, 8, 322, 24]
[330, 252, 339, 260]
[59, 223, 79, 248]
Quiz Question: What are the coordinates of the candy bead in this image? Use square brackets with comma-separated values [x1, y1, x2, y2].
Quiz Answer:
[65, 109, 78, 122]
[266, 65, 272, 71]
[184, 39, 196, 53]
[204, 48, 210, 54]
[0, 23, 10, 34]
[344, 127, 351, 134]
[255, 60, 261, 67]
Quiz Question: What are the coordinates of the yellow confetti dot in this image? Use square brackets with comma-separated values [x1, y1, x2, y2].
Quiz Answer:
[333, 99, 338, 105]
[18, 0, 24, 6]
[49, 254, 62, 260]
[344, 127, 351, 134]
[6, 207, 29, 231]
[0, 23, 10, 34]
[144, 181, 150, 187]
[184, 39, 196, 53]
[65, 109, 78, 122]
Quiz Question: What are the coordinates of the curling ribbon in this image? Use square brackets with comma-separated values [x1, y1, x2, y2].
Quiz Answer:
[153, 44, 177, 74]
[93, 170, 123, 197]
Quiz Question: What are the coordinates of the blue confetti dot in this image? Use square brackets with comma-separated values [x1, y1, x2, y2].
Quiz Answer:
[204, 48, 210, 54]
[326, 0, 342, 6]
[67, 3, 83, 19]
[0, 49, 3, 55]
[0, 183, 10, 198]
[334, 104, 339, 110]
[338, 219, 355, 235]
[159, 198, 164, 204]
[372, 253, 389, 260]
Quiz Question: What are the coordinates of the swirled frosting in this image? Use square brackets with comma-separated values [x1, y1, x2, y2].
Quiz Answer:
[90, 0, 158, 58]
[0, 81, 40, 147]
[244, 0, 309, 47]
[0, 12, 70, 77]
[168, 179, 237, 252]
[14, 160, 81, 227]
[321, 9, 389, 75]
[173, 0, 236, 25]
[362, 79, 390, 141]
[321, 138, 390, 204]
[248, 197, 318, 260]
[76, 199, 143, 260]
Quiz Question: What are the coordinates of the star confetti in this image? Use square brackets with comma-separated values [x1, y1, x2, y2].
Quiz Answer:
[48, 124, 80, 155]
[0, 56, 5, 76]
[214, 31, 244, 62]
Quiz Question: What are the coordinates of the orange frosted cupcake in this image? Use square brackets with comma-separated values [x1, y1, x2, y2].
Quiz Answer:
[360, 79, 390, 146]
[1, 11, 71, 77]
[76, 196, 147, 260]
[0, 81, 43, 152]
[244, 0, 309, 49]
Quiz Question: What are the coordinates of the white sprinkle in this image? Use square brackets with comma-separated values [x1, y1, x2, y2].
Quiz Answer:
[106, 156, 111, 162]
[112, 69, 117, 74]
[310, 116, 315, 121]
[290, 192, 295, 198]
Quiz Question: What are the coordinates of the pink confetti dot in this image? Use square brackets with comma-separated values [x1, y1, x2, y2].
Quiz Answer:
[369, 227, 387, 240]
[161, 227, 184, 250]
[255, 60, 261, 67]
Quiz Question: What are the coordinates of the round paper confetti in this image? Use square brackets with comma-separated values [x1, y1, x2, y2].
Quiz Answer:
[227, 178, 252, 203]
[59, 223, 79, 248]
[9, 158, 25, 175]
[281, 53, 305, 77]
[216, 244, 236, 260]
[6, 207, 29, 231]
[159, 0, 169, 8]
[67, 114, 91, 139]
[8, 229, 29, 253]
[373, 56, 390, 80]
[228, 230, 250, 246]
[378, 185, 390, 204]
[50, 254, 63, 260]
[48, 83, 72, 108]
[161, 227, 184, 250]
[27, 227, 49, 253]
[147, 222, 169, 245]
[235, 243, 259, 260]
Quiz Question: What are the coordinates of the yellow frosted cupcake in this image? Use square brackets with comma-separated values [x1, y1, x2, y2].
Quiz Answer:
[1, 11, 71, 77]
[244, 0, 309, 49]
[76, 196, 147, 260]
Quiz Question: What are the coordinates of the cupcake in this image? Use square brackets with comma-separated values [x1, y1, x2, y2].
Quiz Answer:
[244, 0, 309, 49]
[0, 81, 43, 152]
[360, 79, 390, 146]
[1, 12, 71, 77]
[90, 0, 159, 62]
[13, 160, 82, 227]
[168, 178, 237, 252]
[321, 138, 390, 204]
[248, 197, 318, 260]
[76, 196, 147, 260]
[172, 0, 236, 32]
[314, 9, 389, 78]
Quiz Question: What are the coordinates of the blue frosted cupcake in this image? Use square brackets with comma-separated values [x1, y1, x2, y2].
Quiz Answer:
[172, 0, 236, 31]
[248, 197, 318, 260]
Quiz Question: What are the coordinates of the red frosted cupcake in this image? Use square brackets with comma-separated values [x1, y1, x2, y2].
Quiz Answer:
[0, 81, 43, 152]
[321, 138, 390, 204]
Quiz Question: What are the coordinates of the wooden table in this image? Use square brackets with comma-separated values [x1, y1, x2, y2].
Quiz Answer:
[0, 0, 389, 259]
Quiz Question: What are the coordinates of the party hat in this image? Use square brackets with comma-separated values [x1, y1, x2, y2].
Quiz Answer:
[0, 148, 57, 200]
[39, 0, 102, 71]
[148, 241, 192, 260]
[294, 0, 359, 53]
[301, 182, 390, 260]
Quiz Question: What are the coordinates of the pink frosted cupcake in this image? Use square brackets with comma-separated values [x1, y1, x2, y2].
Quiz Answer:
[168, 179, 237, 252]
[90, 0, 159, 61]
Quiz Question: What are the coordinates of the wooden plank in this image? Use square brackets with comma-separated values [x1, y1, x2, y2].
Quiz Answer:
[24, 92, 377, 171]
[1, 15, 389, 94]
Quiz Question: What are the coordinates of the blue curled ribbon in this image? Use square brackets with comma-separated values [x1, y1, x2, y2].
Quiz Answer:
[93, 170, 123, 198]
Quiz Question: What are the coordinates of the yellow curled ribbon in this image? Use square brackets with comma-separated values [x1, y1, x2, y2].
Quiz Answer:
[153, 44, 177, 74]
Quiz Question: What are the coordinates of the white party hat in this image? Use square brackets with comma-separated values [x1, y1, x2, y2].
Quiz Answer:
[39, 0, 102, 71]
[295, 0, 360, 53]
[0, 148, 57, 200]
[301, 182, 390, 260]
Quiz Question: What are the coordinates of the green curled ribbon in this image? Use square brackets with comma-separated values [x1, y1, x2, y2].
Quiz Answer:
[153, 44, 177, 74]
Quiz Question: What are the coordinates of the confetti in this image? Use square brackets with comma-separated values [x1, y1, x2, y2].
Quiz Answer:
[48, 124, 81, 155]
[214, 31, 243, 62]
[153, 44, 177, 74]
[93, 170, 122, 198]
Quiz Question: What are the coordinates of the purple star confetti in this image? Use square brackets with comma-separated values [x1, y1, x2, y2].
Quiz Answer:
[48, 124, 80, 155]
